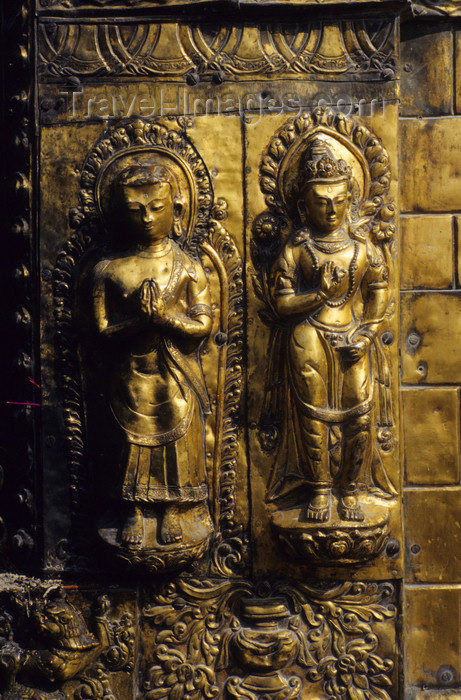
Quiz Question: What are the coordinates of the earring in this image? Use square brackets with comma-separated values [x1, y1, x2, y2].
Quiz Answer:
[173, 218, 182, 238]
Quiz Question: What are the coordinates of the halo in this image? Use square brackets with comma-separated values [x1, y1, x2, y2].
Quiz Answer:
[95, 146, 197, 238]
[278, 128, 370, 218]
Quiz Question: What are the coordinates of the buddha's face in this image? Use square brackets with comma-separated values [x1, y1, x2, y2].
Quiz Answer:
[298, 181, 350, 234]
[121, 182, 178, 244]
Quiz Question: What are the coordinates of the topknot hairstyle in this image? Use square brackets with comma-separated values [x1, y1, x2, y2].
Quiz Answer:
[116, 162, 181, 202]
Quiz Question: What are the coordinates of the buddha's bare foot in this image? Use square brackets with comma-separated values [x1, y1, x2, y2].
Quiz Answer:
[160, 505, 182, 545]
[120, 505, 144, 547]
[338, 493, 364, 522]
[305, 490, 330, 522]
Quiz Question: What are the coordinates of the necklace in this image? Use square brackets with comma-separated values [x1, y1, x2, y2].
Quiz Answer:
[312, 237, 351, 253]
[304, 233, 359, 308]
[135, 239, 172, 259]
[310, 226, 351, 254]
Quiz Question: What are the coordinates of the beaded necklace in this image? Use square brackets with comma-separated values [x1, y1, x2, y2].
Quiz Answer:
[302, 230, 359, 308]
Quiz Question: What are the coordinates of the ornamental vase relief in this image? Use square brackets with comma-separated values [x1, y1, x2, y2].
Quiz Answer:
[0, 6, 404, 696]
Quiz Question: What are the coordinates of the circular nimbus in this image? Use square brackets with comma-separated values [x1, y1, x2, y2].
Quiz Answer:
[95, 146, 198, 241]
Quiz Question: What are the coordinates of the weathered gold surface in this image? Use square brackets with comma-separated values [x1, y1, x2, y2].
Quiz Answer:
[10, 0, 461, 694]
[247, 105, 402, 580]
[401, 293, 461, 384]
[405, 586, 461, 688]
[140, 579, 398, 700]
[399, 22, 461, 695]
[400, 27, 453, 117]
[456, 216, 461, 283]
[405, 488, 461, 582]
[456, 32, 461, 114]
[38, 21, 397, 82]
[13, 2, 461, 697]
[252, 109, 396, 562]
[402, 388, 460, 484]
[401, 118, 461, 213]
[400, 216, 454, 289]
[0, 577, 136, 699]
[39, 84, 399, 130]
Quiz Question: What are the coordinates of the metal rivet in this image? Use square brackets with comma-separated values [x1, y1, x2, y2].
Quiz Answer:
[381, 331, 394, 346]
[407, 331, 421, 349]
[438, 666, 455, 686]
[386, 539, 400, 557]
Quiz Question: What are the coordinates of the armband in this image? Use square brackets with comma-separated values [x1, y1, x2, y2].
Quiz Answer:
[190, 303, 213, 319]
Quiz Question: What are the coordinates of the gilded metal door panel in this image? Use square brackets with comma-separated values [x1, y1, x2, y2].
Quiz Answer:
[1, 2, 460, 698]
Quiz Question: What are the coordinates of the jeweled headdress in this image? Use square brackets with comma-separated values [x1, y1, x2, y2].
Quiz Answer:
[300, 139, 352, 189]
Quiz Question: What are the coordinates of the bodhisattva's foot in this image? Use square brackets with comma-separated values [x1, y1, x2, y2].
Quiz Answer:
[338, 493, 364, 522]
[160, 504, 182, 545]
[305, 490, 330, 522]
[120, 504, 144, 547]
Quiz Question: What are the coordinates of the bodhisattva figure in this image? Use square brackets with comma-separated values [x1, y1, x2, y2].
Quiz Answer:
[267, 139, 390, 523]
[91, 162, 213, 550]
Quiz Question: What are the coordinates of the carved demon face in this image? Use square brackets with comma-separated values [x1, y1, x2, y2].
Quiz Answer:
[33, 600, 96, 650]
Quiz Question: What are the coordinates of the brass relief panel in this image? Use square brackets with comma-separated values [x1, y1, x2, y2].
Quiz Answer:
[37, 21, 396, 81]
[247, 107, 400, 581]
[1, 7, 404, 700]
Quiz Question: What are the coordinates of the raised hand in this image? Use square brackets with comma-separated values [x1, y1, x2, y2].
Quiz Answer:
[320, 261, 346, 298]
[148, 279, 167, 323]
[139, 279, 167, 323]
[139, 279, 153, 319]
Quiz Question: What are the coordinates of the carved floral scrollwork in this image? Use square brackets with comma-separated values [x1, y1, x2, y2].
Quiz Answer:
[144, 646, 219, 700]
[141, 579, 396, 700]
[281, 581, 396, 700]
[204, 200, 246, 577]
[73, 664, 116, 700]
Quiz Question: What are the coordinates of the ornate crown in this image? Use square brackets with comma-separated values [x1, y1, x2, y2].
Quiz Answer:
[301, 138, 352, 186]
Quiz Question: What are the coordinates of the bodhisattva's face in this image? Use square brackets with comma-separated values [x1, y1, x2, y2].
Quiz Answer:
[122, 182, 176, 244]
[298, 181, 350, 234]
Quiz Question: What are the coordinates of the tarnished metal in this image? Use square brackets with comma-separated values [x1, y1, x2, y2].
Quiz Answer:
[2, 1, 461, 698]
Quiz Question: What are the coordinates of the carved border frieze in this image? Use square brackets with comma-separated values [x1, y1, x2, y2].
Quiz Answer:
[38, 21, 397, 82]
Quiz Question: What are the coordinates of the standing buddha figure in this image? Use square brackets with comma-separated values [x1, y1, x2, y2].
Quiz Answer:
[267, 139, 390, 523]
[91, 161, 213, 549]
